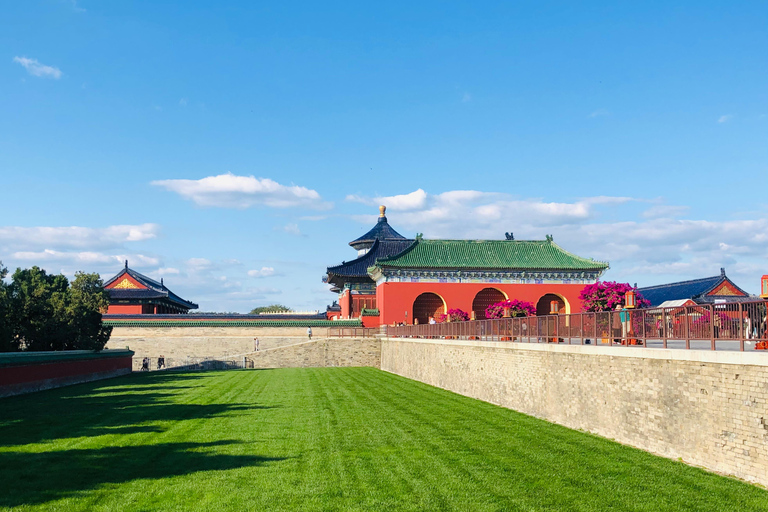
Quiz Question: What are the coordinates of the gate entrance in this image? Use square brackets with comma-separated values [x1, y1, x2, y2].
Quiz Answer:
[412, 293, 445, 324]
[472, 288, 506, 319]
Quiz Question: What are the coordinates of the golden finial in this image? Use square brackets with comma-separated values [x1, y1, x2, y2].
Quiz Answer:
[379, 205, 386, 217]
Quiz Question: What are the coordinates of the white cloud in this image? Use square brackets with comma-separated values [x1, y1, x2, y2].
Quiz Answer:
[347, 188, 428, 211]
[187, 258, 213, 270]
[283, 223, 302, 236]
[13, 57, 62, 79]
[10, 250, 159, 269]
[152, 173, 331, 210]
[718, 114, 734, 123]
[0, 224, 159, 250]
[248, 266, 276, 278]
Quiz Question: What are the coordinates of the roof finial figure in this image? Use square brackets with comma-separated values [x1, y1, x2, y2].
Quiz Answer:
[125, 259, 128, 269]
[161, 278, 164, 288]
[721, 267, 726, 277]
[379, 205, 386, 218]
[505, 232, 514, 241]
[545, 234, 553, 242]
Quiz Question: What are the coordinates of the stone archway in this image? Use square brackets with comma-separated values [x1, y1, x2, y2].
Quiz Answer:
[412, 292, 445, 324]
[536, 293, 567, 316]
[472, 288, 507, 319]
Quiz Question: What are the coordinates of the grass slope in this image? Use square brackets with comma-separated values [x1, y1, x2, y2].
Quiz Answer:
[0, 367, 765, 511]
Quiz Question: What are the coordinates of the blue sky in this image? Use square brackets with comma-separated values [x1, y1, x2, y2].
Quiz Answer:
[1, 1, 766, 312]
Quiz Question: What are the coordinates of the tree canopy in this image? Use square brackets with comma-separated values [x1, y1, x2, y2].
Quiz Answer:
[0, 264, 112, 352]
[249, 304, 292, 315]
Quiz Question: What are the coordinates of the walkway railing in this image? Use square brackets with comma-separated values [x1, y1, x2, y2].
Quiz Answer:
[388, 299, 768, 351]
[327, 327, 379, 338]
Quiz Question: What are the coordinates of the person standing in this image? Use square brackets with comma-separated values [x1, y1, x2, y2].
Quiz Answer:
[254, 338, 260, 351]
[307, 326, 312, 340]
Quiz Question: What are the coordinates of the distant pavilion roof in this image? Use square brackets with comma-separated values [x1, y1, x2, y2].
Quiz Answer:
[369, 238, 609, 272]
[349, 205, 407, 251]
[104, 263, 198, 310]
[637, 269, 751, 307]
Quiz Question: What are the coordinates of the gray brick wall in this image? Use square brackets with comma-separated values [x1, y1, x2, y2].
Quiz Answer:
[381, 338, 768, 486]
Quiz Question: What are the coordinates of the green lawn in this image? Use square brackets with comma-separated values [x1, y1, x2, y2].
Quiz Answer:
[0, 368, 765, 511]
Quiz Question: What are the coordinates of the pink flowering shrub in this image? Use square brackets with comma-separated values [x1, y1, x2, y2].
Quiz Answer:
[484, 299, 536, 319]
[578, 281, 651, 312]
[435, 308, 469, 323]
[436, 308, 470, 322]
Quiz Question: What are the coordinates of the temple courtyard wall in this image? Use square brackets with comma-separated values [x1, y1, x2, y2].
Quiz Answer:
[106, 326, 320, 370]
[381, 338, 768, 487]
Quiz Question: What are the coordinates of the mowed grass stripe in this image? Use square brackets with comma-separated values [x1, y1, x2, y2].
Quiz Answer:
[0, 367, 766, 512]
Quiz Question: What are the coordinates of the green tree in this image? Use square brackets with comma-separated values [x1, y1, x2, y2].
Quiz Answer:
[67, 272, 112, 351]
[0, 262, 15, 352]
[249, 304, 291, 314]
[9, 266, 71, 351]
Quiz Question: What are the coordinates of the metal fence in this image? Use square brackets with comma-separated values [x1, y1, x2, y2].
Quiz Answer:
[327, 327, 380, 338]
[133, 356, 254, 372]
[388, 299, 768, 351]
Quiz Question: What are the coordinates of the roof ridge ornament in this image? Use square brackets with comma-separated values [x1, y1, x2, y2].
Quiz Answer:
[546, 234, 553, 242]
[125, 259, 128, 269]
[379, 205, 386, 218]
[505, 232, 514, 241]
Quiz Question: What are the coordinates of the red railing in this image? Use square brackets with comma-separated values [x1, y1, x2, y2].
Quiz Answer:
[387, 299, 768, 351]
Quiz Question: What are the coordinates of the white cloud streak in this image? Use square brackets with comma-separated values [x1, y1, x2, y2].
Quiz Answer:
[152, 173, 332, 210]
[248, 266, 276, 278]
[13, 57, 62, 79]
[0, 224, 159, 250]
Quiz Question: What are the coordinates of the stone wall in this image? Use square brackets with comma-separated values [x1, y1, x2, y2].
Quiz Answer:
[381, 338, 768, 486]
[248, 338, 381, 369]
[0, 349, 134, 398]
[106, 326, 319, 370]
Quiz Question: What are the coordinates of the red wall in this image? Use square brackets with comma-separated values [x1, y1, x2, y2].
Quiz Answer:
[0, 357, 132, 387]
[0, 351, 134, 398]
[377, 281, 587, 326]
[107, 304, 143, 314]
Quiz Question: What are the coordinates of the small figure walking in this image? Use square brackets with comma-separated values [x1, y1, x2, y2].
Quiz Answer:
[254, 338, 260, 351]
[307, 326, 312, 340]
[157, 355, 165, 370]
[141, 357, 149, 371]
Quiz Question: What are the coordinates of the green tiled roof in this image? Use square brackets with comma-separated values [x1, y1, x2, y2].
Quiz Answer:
[371, 239, 608, 271]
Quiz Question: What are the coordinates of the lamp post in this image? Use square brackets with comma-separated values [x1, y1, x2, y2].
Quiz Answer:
[623, 289, 637, 345]
[549, 300, 559, 343]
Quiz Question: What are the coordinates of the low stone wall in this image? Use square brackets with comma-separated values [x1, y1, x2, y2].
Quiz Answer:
[247, 338, 381, 369]
[0, 349, 134, 398]
[107, 326, 318, 370]
[381, 338, 768, 486]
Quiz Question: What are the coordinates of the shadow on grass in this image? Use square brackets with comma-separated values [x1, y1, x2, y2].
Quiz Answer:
[0, 372, 276, 447]
[0, 440, 285, 508]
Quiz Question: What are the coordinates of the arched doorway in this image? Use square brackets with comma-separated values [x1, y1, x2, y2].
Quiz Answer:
[412, 292, 445, 324]
[536, 294, 567, 315]
[472, 288, 507, 319]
